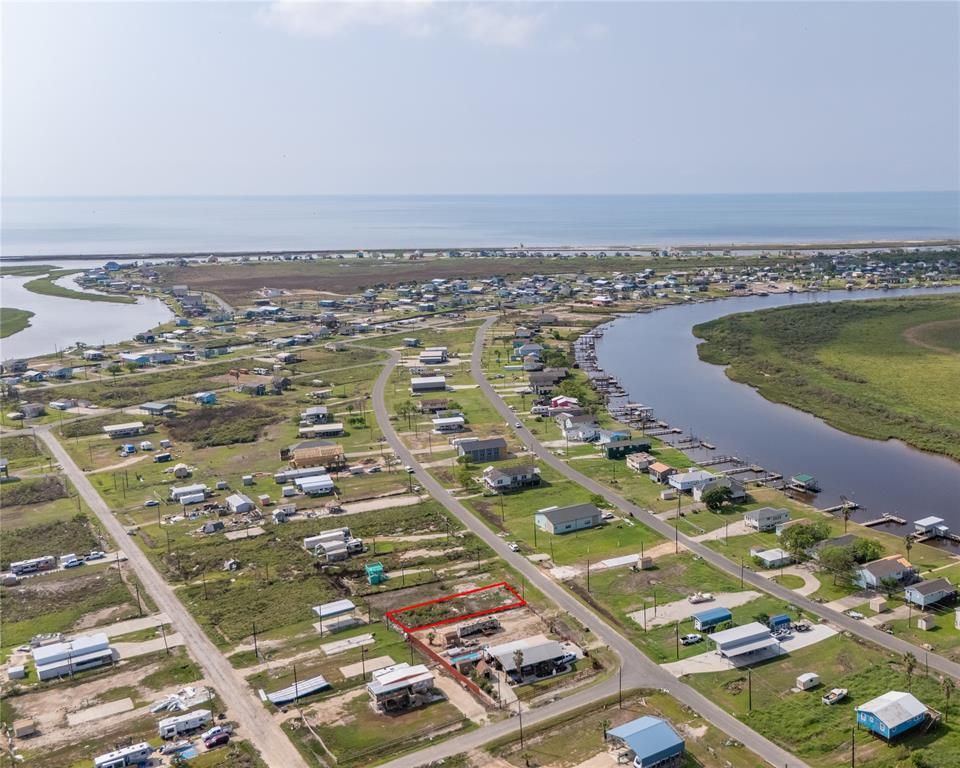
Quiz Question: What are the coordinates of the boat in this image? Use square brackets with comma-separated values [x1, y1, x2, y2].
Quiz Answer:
[822, 688, 848, 705]
[688, 592, 714, 604]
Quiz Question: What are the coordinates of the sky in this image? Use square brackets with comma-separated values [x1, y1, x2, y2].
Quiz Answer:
[2, 1, 958, 196]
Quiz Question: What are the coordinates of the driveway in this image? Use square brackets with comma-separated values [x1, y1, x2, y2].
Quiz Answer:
[627, 591, 762, 630]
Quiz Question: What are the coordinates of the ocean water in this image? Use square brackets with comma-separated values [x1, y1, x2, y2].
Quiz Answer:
[2, 192, 958, 257]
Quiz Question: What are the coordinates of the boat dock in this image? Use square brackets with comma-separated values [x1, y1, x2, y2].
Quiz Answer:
[819, 501, 861, 515]
[861, 513, 906, 527]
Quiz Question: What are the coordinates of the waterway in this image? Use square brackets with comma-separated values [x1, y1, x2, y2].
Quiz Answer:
[0, 273, 172, 359]
[596, 287, 960, 531]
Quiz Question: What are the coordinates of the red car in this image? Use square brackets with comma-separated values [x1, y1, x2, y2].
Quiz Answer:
[204, 732, 230, 749]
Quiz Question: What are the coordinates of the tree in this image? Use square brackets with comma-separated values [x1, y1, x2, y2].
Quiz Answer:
[702, 485, 733, 512]
[842, 505, 853, 533]
[818, 545, 855, 586]
[780, 520, 831, 563]
[904, 534, 914, 561]
[903, 652, 917, 690]
[589, 493, 608, 509]
[600, 718, 612, 743]
[879, 576, 901, 599]
[848, 538, 884, 564]
[106, 362, 122, 384]
[941, 675, 955, 723]
[395, 401, 415, 429]
[513, 649, 524, 679]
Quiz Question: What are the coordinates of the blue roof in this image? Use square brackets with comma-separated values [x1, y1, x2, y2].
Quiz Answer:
[607, 716, 684, 764]
[692, 607, 733, 623]
[769, 613, 791, 625]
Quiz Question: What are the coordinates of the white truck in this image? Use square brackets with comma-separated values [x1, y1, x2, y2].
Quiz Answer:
[158, 708, 212, 739]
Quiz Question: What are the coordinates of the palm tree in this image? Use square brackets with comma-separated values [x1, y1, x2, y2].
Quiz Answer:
[904, 534, 914, 561]
[513, 649, 525, 680]
[942, 675, 955, 723]
[903, 652, 917, 690]
[600, 718, 612, 743]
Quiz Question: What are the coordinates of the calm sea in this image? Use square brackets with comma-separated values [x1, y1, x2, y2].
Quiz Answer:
[1, 192, 958, 258]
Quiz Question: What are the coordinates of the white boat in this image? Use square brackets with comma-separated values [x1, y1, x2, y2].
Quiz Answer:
[688, 592, 714, 604]
[822, 688, 848, 705]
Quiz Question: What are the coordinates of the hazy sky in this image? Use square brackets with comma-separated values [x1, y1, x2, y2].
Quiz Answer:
[3, 1, 958, 196]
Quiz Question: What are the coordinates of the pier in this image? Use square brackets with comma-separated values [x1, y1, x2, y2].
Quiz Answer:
[861, 513, 906, 527]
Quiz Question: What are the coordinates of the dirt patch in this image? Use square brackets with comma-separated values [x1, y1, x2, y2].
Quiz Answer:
[304, 687, 366, 727]
[72, 604, 131, 630]
[399, 547, 463, 561]
[903, 318, 960, 356]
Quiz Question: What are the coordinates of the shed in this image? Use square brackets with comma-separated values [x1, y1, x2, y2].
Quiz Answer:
[12, 719, 36, 738]
[917, 614, 936, 631]
[869, 596, 889, 613]
[709, 622, 780, 659]
[796, 672, 820, 691]
[692, 607, 732, 631]
[366, 562, 387, 585]
[606, 716, 685, 768]
[226, 493, 255, 514]
[769, 614, 792, 630]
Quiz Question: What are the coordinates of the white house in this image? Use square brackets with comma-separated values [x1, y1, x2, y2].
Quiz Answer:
[668, 469, 717, 493]
[904, 578, 955, 608]
[432, 415, 465, 433]
[226, 493, 255, 514]
[32, 633, 114, 680]
[855, 555, 917, 589]
[743, 507, 790, 532]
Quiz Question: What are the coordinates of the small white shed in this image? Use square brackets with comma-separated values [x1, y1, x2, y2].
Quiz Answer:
[796, 672, 820, 691]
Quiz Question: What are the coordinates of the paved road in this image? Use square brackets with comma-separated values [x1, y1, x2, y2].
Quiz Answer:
[37, 426, 309, 768]
[371, 345, 809, 768]
[468, 316, 960, 681]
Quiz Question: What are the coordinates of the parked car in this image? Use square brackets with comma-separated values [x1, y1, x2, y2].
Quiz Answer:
[62, 558, 83, 569]
[514, 422, 523, 429]
[601, 511, 615, 521]
[204, 732, 230, 749]
[144, 499, 160, 508]
[681, 633, 702, 646]
[508, 542, 520, 552]
[846, 611, 865, 620]
[366, 466, 381, 473]
[85, 551, 106, 561]
[404, 466, 415, 474]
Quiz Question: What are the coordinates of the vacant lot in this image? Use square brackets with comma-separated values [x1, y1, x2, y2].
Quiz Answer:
[167, 402, 282, 447]
[694, 294, 960, 459]
[1, 476, 67, 506]
[1, 513, 102, 568]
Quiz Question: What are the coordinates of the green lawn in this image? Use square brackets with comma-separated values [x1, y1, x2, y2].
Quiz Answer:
[24, 269, 136, 303]
[0, 307, 35, 338]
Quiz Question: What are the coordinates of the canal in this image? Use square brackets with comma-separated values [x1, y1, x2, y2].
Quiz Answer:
[597, 286, 960, 531]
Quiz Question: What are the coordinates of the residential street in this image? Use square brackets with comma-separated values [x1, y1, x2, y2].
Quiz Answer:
[371, 340, 811, 768]
[36, 426, 311, 768]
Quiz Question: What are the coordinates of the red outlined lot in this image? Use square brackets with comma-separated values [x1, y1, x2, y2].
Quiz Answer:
[385, 581, 525, 633]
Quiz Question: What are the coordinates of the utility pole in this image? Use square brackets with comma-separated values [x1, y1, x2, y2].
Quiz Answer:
[135, 583, 143, 617]
[587, 559, 590, 592]
[740, 556, 744, 588]
[253, 621, 260, 660]
[202, 570, 208, 600]
[851, 726, 855, 767]
[116, 550, 123, 582]
[675, 621, 680, 659]
[618, 666, 622, 708]
[161, 623, 170, 655]
[517, 699, 524, 748]
[748, 668, 752, 711]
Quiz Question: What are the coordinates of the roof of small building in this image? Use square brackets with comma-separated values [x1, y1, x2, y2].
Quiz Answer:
[745, 506, 789, 520]
[648, 462, 674, 473]
[607, 716, 683, 761]
[459, 436, 507, 451]
[692, 606, 732, 623]
[861, 555, 914, 578]
[536, 503, 602, 525]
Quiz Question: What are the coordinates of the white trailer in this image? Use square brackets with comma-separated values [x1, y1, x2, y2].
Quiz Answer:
[158, 708, 212, 739]
[94, 742, 153, 768]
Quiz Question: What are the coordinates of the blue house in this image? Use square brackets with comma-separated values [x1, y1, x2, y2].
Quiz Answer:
[606, 716, 685, 768]
[103, 261, 121, 271]
[692, 607, 733, 632]
[856, 691, 928, 739]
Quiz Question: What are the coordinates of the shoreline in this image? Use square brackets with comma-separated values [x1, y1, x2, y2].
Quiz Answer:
[1, 238, 957, 262]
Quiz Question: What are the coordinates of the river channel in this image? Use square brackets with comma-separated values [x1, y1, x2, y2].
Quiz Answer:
[1, 273, 172, 359]
[596, 286, 960, 532]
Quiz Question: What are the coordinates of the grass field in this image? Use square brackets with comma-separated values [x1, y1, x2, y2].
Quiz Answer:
[694, 295, 960, 458]
[683, 634, 960, 768]
[23, 269, 136, 303]
[0, 307, 35, 338]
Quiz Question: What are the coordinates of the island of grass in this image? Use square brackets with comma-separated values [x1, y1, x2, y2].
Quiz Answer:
[694, 294, 960, 459]
[0, 307, 35, 338]
[23, 268, 136, 304]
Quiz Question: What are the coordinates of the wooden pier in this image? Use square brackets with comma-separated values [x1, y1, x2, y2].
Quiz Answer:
[699, 455, 739, 467]
[861, 513, 906, 527]
[819, 502, 861, 515]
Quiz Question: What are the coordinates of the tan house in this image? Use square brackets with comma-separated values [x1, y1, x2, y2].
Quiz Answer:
[291, 443, 346, 469]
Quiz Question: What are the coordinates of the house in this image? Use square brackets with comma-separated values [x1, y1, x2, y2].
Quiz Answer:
[93, 742, 153, 768]
[200, 521, 225, 535]
[485, 636, 569, 683]
[606, 716, 685, 768]
[550, 395, 579, 410]
[648, 462, 676, 484]
[692, 475, 746, 503]
[411, 375, 447, 393]
[626, 452, 655, 472]
[48, 399, 78, 411]
[752, 547, 793, 569]
[20, 402, 45, 418]
[455, 437, 507, 463]
[193, 391, 218, 405]
[668, 469, 717, 493]
[140, 401, 174, 417]
[691, 607, 732, 632]
[367, 663, 434, 712]
[432, 415, 465, 433]
[482, 464, 541, 492]
[904, 578, 955, 608]
[535, 503, 602, 535]
[560, 414, 601, 442]
[290, 443, 346, 470]
[295, 474, 336, 496]
[528, 370, 566, 395]
[226, 493, 255, 514]
[236, 382, 265, 396]
[416, 398, 450, 413]
[708, 622, 780, 660]
[855, 555, 917, 589]
[158, 709, 213, 739]
[300, 406, 331, 424]
[32, 633, 114, 680]
[743, 507, 791, 532]
[169, 483, 209, 502]
[856, 691, 929, 739]
[102, 421, 145, 438]
[298, 423, 344, 439]
[600, 436, 651, 460]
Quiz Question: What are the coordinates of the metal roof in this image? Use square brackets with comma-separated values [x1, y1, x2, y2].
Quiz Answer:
[313, 599, 356, 619]
[265, 675, 329, 705]
[857, 691, 927, 727]
[607, 716, 684, 763]
[691, 607, 732, 623]
[536, 503, 601, 525]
